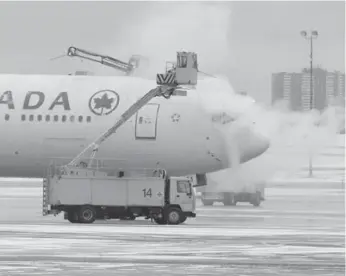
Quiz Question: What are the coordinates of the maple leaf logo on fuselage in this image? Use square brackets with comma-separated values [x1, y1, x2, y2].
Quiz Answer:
[94, 93, 114, 109]
[89, 90, 120, 116]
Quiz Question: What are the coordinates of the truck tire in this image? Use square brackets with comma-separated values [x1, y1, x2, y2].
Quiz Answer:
[166, 207, 183, 225]
[78, 205, 96, 223]
[201, 199, 213, 206]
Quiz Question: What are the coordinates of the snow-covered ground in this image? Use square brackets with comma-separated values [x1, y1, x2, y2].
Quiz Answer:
[0, 181, 344, 276]
[267, 138, 344, 187]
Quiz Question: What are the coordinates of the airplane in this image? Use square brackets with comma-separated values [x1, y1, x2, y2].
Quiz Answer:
[0, 48, 270, 184]
[0, 73, 270, 182]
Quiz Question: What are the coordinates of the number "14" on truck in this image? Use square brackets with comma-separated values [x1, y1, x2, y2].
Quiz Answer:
[142, 188, 152, 197]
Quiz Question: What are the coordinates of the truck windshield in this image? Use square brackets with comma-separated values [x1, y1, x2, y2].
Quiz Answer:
[177, 180, 192, 195]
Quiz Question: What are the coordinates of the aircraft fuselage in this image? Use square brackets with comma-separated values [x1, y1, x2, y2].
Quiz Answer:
[0, 74, 229, 177]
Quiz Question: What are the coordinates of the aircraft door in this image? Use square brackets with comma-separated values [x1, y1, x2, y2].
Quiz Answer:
[135, 103, 160, 140]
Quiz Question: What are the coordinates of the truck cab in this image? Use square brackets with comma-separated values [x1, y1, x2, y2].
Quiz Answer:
[167, 177, 196, 217]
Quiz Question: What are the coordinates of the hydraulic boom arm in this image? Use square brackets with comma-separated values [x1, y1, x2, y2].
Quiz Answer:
[59, 49, 199, 173]
[67, 46, 135, 75]
[67, 86, 176, 168]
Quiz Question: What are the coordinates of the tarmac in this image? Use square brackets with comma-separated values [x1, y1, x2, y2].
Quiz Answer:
[0, 180, 344, 275]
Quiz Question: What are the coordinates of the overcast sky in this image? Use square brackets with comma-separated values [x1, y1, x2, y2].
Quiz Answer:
[0, 1, 344, 104]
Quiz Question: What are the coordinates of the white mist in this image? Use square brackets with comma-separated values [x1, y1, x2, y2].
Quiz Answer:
[105, 2, 344, 191]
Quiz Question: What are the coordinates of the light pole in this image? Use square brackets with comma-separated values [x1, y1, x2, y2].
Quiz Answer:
[300, 30, 318, 177]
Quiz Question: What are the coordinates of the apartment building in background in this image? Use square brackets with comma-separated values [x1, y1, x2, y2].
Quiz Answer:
[272, 68, 345, 111]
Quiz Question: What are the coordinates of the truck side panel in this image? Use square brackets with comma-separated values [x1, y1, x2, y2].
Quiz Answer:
[48, 176, 165, 207]
[91, 179, 127, 206]
[127, 179, 165, 206]
[49, 178, 92, 205]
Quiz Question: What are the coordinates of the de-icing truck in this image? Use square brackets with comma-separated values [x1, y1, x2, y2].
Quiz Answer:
[43, 166, 196, 224]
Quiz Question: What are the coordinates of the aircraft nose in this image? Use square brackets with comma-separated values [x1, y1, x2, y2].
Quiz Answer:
[237, 127, 270, 163]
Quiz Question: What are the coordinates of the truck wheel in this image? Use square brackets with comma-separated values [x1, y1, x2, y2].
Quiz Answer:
[202, 199, 213, 206]
[78, 205, 96, 223]
[166, 207, 182, 225]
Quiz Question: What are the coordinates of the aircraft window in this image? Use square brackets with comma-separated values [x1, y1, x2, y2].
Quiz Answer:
[70, 115, 75, 122]
[29, 115, 34, 121]
[37, 115, 42, 121]
[21, 115, 25, 121]
[4, 114, 10, 121]
[62, 115, 67, 122]
[177, 181, 189, 193]
[86, 116, 91, 123]
[54, 115, 59, 122]
[45, 115, 50, 122]
[78, 116, 83, 122]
